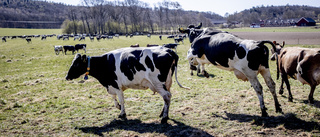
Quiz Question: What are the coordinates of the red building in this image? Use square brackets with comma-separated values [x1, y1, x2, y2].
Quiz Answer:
[296, 17, 316, 26]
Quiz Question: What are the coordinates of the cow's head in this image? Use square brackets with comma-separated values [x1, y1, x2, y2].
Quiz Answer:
[270, 41, 285, 61]
[66, 54, 88, 80]
[179, 22, 203, 43]
[187, 48, 199, 70]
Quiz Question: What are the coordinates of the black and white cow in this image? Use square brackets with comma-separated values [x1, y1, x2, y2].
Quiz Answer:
[75, 44, 86, 53]
[163, 43, 179, 52]
[2, 37, 6, 42]
[41, 35, 47, 40]
[174, 37, 184, 44]
[63, 45, 75, 55]
[179, 23, 214, 76]
[179, 27, 282, 117]
[26, 38, 32, 43]
[54, 45, 63, 55]
[65, 47, 189, 123]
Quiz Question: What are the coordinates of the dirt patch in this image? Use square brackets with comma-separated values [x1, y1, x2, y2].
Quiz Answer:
[232, 32, 320, 45]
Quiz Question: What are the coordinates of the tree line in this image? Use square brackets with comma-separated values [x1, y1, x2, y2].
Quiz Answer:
[227, 5, 320, 26]
[0, 0, 223, 34]
[62, 0, 223, 35]
[1, 0, 319, 34]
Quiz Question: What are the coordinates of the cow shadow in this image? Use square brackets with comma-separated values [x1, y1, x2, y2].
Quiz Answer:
[197, 74, 216, 78]
[76, 119, 213, 137]
[212, 112, 320, 132]
[303, 100, 320, 108]
[279, 94, 320, 108]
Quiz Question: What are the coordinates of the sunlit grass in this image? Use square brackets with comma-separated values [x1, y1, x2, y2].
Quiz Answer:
[0, 28, 319, 136]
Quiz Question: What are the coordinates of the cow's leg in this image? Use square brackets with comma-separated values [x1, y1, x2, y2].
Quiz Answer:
[116, 91, 126, 119]
[248, 77, 268, 117]
[308, 85, 316, 104]
[282, 74, 293, 102]
[279, 77, 284, 95]
[197, 64, 201, 75]
[157, 87, 172, 124]
[260, 68, 283, 114]
[200, 64, 209, 78]
[111, 94, 121, 110]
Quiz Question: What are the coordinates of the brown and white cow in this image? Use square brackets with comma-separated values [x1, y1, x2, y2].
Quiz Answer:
[271, 41, 320, 103]
[179, 27, 282, 117]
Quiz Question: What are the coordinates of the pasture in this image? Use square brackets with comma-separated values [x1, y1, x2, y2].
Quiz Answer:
[1, 28, 320, 136]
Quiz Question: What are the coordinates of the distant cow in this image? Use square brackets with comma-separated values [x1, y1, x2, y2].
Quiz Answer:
[63, 45, 75, 55]
[57, 35, 63, 40]
[54, 45, 63, 55]
[130, 44, 139, 47]
[41, 35, 47, 40]
[147, 34, 151, 38]
[2, 37, 6, 42]
[147, 44, 159, 47]
[90, 36, 94, 41]
[163, 43, 179, 52]
[174, 37, 184, 43]
[159, 35, 162, 40]
[79, 36, 85, 41]
[63, 36, 69, 40]
[26, 38, 32, 43]
[167, 35, 174, 39]
[179, 26, 282, 117]
[75, 44, 86, 53]
[271, 41, 320, 103]
[66, 47, 189, 123]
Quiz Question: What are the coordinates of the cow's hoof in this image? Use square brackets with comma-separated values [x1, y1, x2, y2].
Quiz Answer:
[279, 89, 284, 95]
[288, 96, 293, 102]
[261, 107, 268, 117]
[261, 112, 269, 117]
[276, 107, 283, 114]
[161, 117, 169, 124]
[309, 98, 314, 104]
[118, 113, 127, 119]
[204, 73, 209, 78]
[116, 105, 121, 110]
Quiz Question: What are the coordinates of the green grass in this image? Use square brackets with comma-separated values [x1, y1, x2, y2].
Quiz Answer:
[0, 28, 320, 136]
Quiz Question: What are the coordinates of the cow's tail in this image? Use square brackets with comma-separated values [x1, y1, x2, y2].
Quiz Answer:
[174, 64, 190, 90]
[170, 50, 190, 90]
[258, 40, 279, 79]
[258, 40, 276, 54]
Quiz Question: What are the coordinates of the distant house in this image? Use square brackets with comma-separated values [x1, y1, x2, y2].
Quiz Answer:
[296, 17, 316, 26]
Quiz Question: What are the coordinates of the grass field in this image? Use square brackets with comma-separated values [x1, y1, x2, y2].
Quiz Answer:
[1, 28, 320, 136]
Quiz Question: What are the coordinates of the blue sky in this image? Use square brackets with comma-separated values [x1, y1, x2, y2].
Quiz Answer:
[50, 0, 320, 16]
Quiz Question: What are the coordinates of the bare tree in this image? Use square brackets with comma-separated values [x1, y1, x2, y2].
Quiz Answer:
[67, 7, 78, 34]
[144, 7, 155, 33]
[125, 0, 144, 33]
[82, 0, 107, 34]
[154, 3, 164, 34]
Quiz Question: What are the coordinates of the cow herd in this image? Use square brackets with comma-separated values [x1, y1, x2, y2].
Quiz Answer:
[64, 23, 320, 123]
[1, 34, 55, 43]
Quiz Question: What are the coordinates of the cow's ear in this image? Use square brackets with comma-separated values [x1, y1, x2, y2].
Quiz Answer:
[273, 41, 276, 45]
[196, 22, 202, 29]
[81, 55, 87, 63]
[179, 28, 189, 34]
